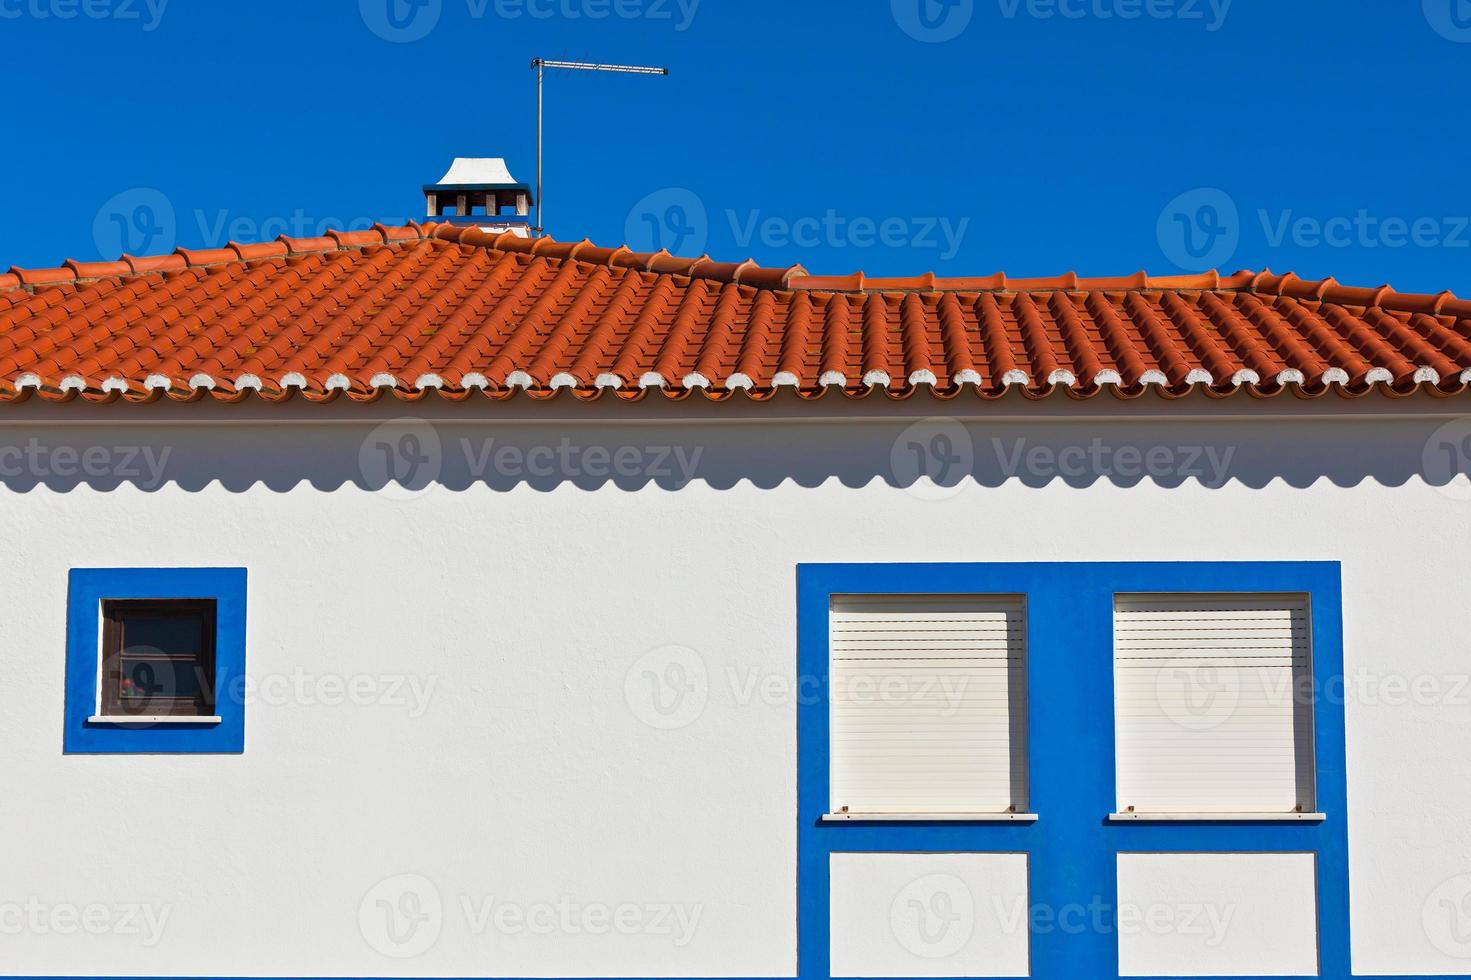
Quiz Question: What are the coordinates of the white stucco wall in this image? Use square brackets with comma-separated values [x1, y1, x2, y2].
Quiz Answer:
[0, 395, 1468, 977]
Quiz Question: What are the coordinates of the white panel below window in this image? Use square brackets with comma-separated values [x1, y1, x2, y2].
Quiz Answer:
[1116, 852, 1319, 977]
[830, 852, 1030, 978]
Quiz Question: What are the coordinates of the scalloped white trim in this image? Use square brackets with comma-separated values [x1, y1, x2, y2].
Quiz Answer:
[1000, 370, 1030, 386]
[1046, 369, 1076, 387]
[505, 371, 534, 389]
[1365, 367, 1394, 385]
[1276, 369, 1306, 385]
[189, 373, 216, 390]
[1229, 369, 1260, 386]
[368, 373, 397, 389]
[144, 374, 172, 391]
[549, 372, 579, 389]
[1320, 368, 1348, 385]
[1462, 368, 1471, 384]
[460, 372, 489, 390]
[100, 377, 130, 393]
[325, 373, 352, 391]
[413, 373, 444, 390]
[725, 373, 754, 391]
[595, 373, 624, 389]
[279, 372, 307, 389]
[638, 372, 666, 389]
[15, 373, 42, 390]
[773, 371, 800, 388]
[60, 375, 87, 392]
[1185, 369, 1214, 386]
[819, 371, 847, 387]
[1414, 366, 1441, 384]
[863, 370, 892, 387]
[234, 374, 263, 391]
[953, 369, 983, 386]
[909, 370, 939, 386]
[682, 372, 712, 389]
[1140, 370, 1168, 386]
[1094, 369, 1123, 386]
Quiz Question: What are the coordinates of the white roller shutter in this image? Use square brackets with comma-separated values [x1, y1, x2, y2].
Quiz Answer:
[829, 594, 1027, 815]
[1113, 593, 1314, 814]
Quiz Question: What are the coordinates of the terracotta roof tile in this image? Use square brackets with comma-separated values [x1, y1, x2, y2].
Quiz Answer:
[230, 240, 291, 261]
[2, 221, 1470, 404]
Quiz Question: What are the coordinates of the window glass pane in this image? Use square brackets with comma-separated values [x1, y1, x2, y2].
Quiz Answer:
[102, 601, 215, 716]
[119, 657, 207, 702]
[119, 613, 206, 657]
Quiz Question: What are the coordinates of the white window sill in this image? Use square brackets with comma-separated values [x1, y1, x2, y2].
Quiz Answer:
[87, 715, 223, 726]
[822, 812, 1039, 823]
[1108, 812, 1326, 823]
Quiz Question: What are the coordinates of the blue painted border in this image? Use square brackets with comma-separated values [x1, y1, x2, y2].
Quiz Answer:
[798, 562, 1349, 980]
[64, 567, 248, 755]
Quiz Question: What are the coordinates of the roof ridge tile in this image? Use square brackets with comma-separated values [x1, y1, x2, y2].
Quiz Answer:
[376, 222, 424, 242]
[276, 235, 338, 255]
[175, 246, 238, 267]
[63, 259, 132, 280]
[229, 241, 292, 261]
[8, 265, 80, 287]
[323, 230, 385, 249]
[124, 253, 188, 275]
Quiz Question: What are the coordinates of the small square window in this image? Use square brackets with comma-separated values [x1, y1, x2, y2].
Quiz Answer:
[101, 599, 217, 718]
[65, 567, 247, 754]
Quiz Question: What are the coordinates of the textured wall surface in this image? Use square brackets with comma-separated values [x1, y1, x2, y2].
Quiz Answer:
[1, 397, 1467, 976]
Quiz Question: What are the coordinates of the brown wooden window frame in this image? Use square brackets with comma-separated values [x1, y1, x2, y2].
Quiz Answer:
[100, 599, 217, 718]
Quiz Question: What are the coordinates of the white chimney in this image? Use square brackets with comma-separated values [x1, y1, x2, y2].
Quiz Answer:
[423, 158, 534, 238]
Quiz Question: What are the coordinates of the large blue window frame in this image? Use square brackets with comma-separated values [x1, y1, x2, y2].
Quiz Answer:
[798, 561, 1349, 980]
[64, 567, 249, 755]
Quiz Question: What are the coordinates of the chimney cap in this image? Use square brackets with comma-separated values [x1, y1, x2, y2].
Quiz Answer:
[424, 157, 531, 196]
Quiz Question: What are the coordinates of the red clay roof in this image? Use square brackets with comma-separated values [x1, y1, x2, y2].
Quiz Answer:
[2, 221, 1470, 404]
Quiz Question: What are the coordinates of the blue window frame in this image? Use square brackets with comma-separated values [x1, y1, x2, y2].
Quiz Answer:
[64, 567, 248, 755]
[798, 561, 1348, 980]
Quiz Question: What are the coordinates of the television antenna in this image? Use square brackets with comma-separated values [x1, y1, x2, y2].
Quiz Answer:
[531, 58, 671, 236]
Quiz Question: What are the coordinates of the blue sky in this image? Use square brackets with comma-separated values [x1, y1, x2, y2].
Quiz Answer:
[3, 0, 1470, 293]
